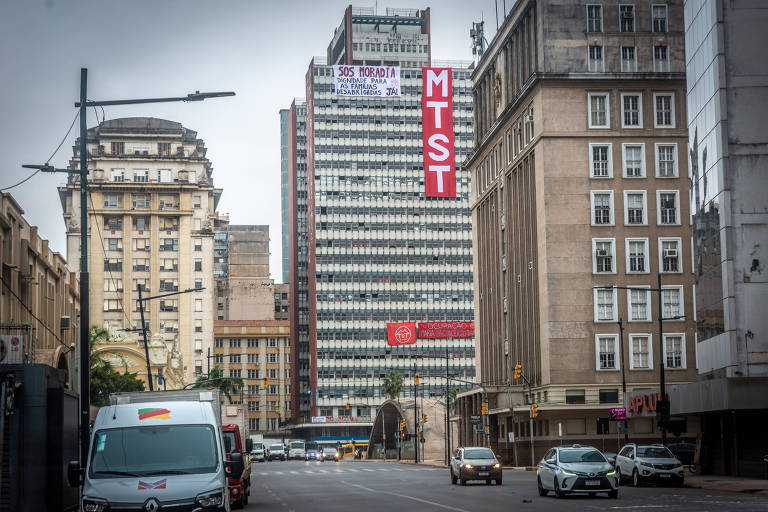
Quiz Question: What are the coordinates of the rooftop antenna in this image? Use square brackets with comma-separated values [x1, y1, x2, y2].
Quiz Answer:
[470, 21, 488, 61]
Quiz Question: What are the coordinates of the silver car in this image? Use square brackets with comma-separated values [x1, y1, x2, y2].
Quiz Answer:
[449, 447, 502, 485]
[616, 444, 684, 486]
[537, 445, 619, 499]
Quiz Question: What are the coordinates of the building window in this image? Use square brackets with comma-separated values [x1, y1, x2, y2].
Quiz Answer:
[193, 195, 202, 209]
[247, 353, 259, 364]
[159, 300, 178, 312]
[619, 4, 635, 32]
[628, 288, 651, 321]
[103, 258, 122, 271]
[103, 194, 120, 208]
[247, 338, 259, 348]
[662, 286, 683, 319]
[657, 191, 680, 224]
[194, 238, 202, 251]
[247, 369, 259, 379]
[652, 4, 668, 33]
[621, 93, 642, 128]
[588, 45, 604, 72]
[133, 170, 149, 183]
[660, 238, 682, 272]
[160, 238, 178, 252]
[566, 389, 586, 405]
[214, 339, 224, 348]
[268, 338, 278, 347]
[159, 169, 172, 183]
[630, 335, 652, 369]
[586, 4, 603, 32]
[663, 334, 685, 368]
[104, 279, 122, 292]
[195, 319, 203, 333]
[594, 288, 617, 322]
[622, 144, 645, 177]
[159, 279, 178, 292]
[107, 238, 122, 251]
[589, 143, 612, 178]
[268, 369, 277, 379]
[195, 360, 203, 375]
[194, 298, 203, 312]
[653, 45, 669, 72]
[110, 142, 124, 155]
[194, 259, 203, 271]
[230, 369, 241, 378]
[229, 354, 241, 364]
[588, 93, 610, 128]
[268, 353, 278, 363]
[626, 238, 649, 273]
[593, 238, 616, 273]
[621, 46, 637, 72]
[158, 142, 171, 156]
[655, 143, 677, 177]
[103, 299, 122, 312]
[599, 389, 619, 404]
[134, 217, 149, 231]
[111, 169, 125, 182]
[591, 191, 614, 225]
[195, 279, 203, 290]
[597, 335, 618, 370]
[229, 339, 241, 348]
[654, 93, 675, 127]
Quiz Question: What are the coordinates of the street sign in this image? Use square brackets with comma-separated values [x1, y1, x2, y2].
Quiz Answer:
[507, 431, 515, 443]
[617, 422, 627, 434]
[475, 428, 485, 435]
[470, 415, 482, 425]
[608, 407, 627, 420]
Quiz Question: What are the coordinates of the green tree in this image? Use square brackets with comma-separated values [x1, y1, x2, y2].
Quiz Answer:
[190, 364, 243, 403]
[446, 387, 461, 412]
[382, 371, 404, 400]
[89, 326, 145, 406]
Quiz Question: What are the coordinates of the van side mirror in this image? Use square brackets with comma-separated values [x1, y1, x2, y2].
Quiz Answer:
[246, 439, 253, 452]
[67, 461, 82, 488]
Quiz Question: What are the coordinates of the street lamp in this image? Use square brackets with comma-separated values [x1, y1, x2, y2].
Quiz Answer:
[23, 68, 233, 470]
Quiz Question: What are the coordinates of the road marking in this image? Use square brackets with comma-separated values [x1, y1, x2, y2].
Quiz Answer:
[346, 468, 359, 472]
[342, 481, 472, 512]
[289, 471, 300, 475]
[273, 471, 284, 475]
[361, 468, 376, 472]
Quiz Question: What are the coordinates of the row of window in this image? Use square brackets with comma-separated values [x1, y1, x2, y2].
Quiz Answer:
[105, 142, 177, 157]
[108, 168, 198, 184]
[587, 44, 670, 73]
[101, 214, 204, 232]
[586, 4, 668, 34]
[212, 354, 290, 365]
[312, 67, 472, 80]
[352, 41, 428, 54]
[588, 92, 676, 129]
[590, 189, 680, 226]
[214, 338, 289, 348]
[103, 257, 205, 272]
[592, 237, 683, 274]
[589, 142, 678, 178]
[596, 333, 686, 371]
[594, 285, 683, 323]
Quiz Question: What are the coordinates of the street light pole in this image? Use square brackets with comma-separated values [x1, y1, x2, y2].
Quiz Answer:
[617, 317, 629, 443]
[77, 68, 90, 469]
[656, 273, 668, 445]
[137, 284, 153, 391]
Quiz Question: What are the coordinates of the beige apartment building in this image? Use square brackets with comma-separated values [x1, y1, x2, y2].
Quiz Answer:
[58, 117, 221, 386]
[0, 192, 79, 383]
[213, 320, 291, 434]
[461, 0, 697, 464]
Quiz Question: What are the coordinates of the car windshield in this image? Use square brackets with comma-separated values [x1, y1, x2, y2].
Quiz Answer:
[90, 425, 218, 478]
[637, 447, 674, 458]
[558, 449, 606, 463]
[270, 444, 283, 450]
[290, 442, 304, 449]
[463, 448, 495, 459]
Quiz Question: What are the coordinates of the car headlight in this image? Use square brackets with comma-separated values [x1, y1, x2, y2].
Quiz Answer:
[560, 469, 576, 476]
[493, 463, 501, 469]
[606, 470, 616, 476]
[464, 464, 473, 469]
[196, 488, 224, 509]
[640, 462, 654, 467]
[82, 498, 109, 512]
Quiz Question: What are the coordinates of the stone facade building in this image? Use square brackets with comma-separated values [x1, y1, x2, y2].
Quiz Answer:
[462, 0, 697, 464]
[0, 192, 79, 383]
[58, 117, 220, 386]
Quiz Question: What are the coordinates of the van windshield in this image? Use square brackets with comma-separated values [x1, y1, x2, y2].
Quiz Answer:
[90, 425, 218, 478]
[290, 442, 305, 449]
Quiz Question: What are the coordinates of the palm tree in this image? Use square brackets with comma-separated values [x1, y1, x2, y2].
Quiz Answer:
[190, 364, 243, 403]
[382, 371, 404, 400]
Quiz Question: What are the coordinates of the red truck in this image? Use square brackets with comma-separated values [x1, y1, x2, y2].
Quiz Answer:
[222, 424, 252, 509]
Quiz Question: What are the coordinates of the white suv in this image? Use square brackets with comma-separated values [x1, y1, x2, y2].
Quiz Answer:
[615, 444, 684, 487]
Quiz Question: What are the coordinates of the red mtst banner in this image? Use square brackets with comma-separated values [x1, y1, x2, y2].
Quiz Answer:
[422, 67, 456, 197]
[417, 321, 474, 339]
[386, 322, 417, 346]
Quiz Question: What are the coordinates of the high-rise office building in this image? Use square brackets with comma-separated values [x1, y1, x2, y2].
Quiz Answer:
[284, 6, 476, 439]
[463, 0, 697, 464]
[59, 117, 220, 386]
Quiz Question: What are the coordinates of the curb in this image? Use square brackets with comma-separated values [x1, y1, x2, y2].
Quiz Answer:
[684, 481, 768, 496]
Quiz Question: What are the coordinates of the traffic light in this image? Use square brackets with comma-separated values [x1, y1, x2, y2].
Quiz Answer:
[414, 372, 421, 386]
[422, 413, 428, 424]
[399, 419, 407, 431]
[345, 400, 351, 411]
[513, 364, 522, 380]
[274, 404, 280, 412]
[530, 403, 539, 418]
[262, 377, 269, 389]
[481, 401, 488, 415]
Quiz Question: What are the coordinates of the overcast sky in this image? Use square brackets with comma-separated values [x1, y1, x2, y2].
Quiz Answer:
[0, 0, 505, 281]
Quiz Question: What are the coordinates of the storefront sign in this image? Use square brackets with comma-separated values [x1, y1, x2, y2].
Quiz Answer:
[311, 416, 327, 423]
[417, 321, 474, 339]
[333, 65, 401, 97]
[386, 322, 417, 346]
[608, 407, 627, 420]
[628, 392, 664, 415]
[470, 415, 482, 425]
[422, 67, 456, 197]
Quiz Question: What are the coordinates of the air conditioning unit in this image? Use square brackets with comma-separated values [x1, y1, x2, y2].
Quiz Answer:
[596, 249, 609, 257]
[664, 249, 678, 258]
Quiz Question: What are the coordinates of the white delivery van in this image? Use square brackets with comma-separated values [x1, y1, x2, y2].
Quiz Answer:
[288, 440, 306, 460]
[69, 390, 230, 512]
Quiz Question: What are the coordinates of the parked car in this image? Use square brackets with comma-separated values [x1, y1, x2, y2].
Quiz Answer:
[222, 424, 252, 509]
[268, 443, 287, 461]
[537, 445, 619, 499]
[616, 444, 684, 487]
[305, 449, 321, 461]
[666, 443, 696, 466]
[602, 452, 617, 465]
[319, 448, 340, 462]
[449, 446, 502, 485]
[250, 442, 266, 463]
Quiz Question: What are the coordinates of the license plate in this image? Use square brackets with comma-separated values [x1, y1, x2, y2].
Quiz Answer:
[478, 472, 489, 476]
[660, 474, 671, 478]
[584, 480, 601, 486]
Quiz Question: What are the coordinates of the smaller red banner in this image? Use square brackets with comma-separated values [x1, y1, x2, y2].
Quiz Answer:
[417, 321, 474, 339]
[386, 322, 417, 346]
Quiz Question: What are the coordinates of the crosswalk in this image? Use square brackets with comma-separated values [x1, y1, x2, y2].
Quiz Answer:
[253, 466, 441, 477]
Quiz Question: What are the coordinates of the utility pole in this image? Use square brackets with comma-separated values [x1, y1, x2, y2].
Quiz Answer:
[617, 317, 629, 443]
[656, 273, 668, 445]
[413, 362, 419, 464]
[77, 68, 90, 470]
[445, 345, 450, 464]
[137, 285, 153, 390]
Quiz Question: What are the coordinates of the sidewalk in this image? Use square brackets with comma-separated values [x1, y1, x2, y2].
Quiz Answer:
[684, 474, 768, 495]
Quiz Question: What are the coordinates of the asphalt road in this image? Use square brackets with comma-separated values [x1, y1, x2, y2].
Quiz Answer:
[245, 460, 768, 512]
